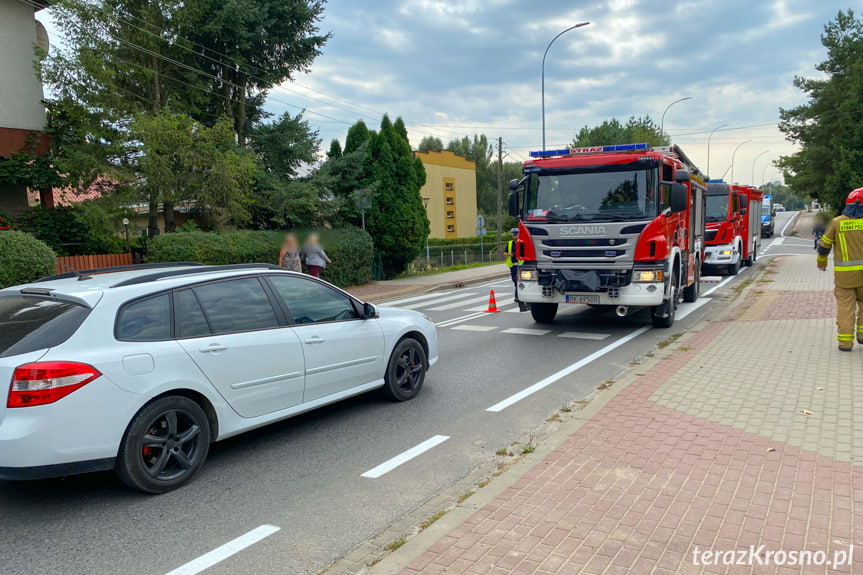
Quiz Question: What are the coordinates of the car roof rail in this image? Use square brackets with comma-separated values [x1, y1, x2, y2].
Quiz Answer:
[109, 263, 285, 288]
[34, 262, 204, 283]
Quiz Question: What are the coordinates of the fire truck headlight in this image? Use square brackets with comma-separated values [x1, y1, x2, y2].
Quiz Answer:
[633, 269, 662, 282]
[519, 269, 537, 281]
[720, 250, 732, 256]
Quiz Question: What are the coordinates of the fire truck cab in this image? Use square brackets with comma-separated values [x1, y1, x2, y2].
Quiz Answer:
[508, 143, 706, 328]
[703, 182, 763, 275]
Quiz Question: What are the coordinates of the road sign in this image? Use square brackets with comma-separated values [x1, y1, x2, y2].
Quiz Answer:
[476, 214, 485, 228]
[475, 227, 487, 236]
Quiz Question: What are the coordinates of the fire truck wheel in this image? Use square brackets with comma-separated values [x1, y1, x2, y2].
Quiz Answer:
[728, 258, 740, 276]
[530, 303, 558, 323]
[683, 263, 700, 302]
[651, 271, 678, 328]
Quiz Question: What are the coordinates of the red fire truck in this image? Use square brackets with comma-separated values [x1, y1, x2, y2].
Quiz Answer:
[507, 143, 706, 328]
[703, 182, 763, 275]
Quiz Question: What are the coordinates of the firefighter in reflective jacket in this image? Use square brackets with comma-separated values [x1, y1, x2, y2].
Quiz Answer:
[817, 187, 863, 351]
[505, 228, 524, 300]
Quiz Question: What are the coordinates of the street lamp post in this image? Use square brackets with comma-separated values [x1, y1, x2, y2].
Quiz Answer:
[728, 139, 752, 185]
[542, 22, 590, 150]
[751, 150, 771, 186]
[659, 97, 692, 145]
[762, 165, 771, 187]
[706, 123, 728, 177]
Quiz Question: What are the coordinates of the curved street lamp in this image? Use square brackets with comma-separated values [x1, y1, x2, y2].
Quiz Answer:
[706, 123, 728, 177]
[659, 97, 692, 144]
[725, 139, 752, 184]
[751, 150, 771, 186]
[542, 22, 590, 150]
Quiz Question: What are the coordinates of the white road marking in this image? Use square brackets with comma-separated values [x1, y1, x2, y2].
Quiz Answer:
[780, 212, 798, 237]
[487, 326, 652, 412]
[701, 276, 723, 282]
[477, 279, 513, 288]
[428, 294, 501, 311]
[435, 311, 487, 328]
[502, 327, 551, 336]
[399, 292, 480, 310]
[677, 298, 711, 320]
[557, 331, 610, 340]
[700, 266, 749, 297]
[164, 525, 280, 575]
[361, 435, 450, 479]
[771, 236, 785, 248]
[451, 325, 497, 332]
[384, 292, 455, 307]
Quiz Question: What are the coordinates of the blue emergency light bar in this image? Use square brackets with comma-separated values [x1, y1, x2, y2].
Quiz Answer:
[707, 179, 725, 184]
[529, 143, 651, 158]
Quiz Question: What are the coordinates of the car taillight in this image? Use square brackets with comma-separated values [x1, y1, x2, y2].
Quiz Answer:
[7, 362, 101, 408]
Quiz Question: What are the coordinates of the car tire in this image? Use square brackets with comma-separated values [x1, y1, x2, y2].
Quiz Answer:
[728, 258, 740, 276]
[115, 396, 211, 494]
[530, 303, 558, 323]
[683, 261, 700, 302]
[383, 338, 427, 402]
[652, 269, 678, 328]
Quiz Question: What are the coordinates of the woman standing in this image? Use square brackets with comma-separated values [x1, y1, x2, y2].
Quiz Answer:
[302, 233, 331, 278]
[279, 233, 302, 272]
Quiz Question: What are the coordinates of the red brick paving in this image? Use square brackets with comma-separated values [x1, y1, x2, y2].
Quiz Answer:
[761, 291, 836, 320]
[400, 321, 863, 574]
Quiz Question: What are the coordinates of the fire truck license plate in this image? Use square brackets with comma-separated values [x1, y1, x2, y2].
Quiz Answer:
[565, 295, 600, 304]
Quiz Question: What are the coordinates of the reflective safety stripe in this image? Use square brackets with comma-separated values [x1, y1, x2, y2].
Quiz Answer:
[838, 232, 849, 261]
[834, 264, 863, 271]
[817, 256, 828, 263]
[858, 326, 863, 333]
[821, 236, 834, 245]
[838, 334, 854, 341]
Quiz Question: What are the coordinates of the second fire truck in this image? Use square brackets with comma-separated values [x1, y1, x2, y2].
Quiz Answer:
[703, 182, 763, 275]
[508, 143, 706, 328]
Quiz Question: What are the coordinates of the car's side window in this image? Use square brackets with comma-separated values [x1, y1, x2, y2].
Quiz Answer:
[268, 275, 359, 325]
[175, 289, 211, 338]
[192, 277, 279, 334]
[116, 294, 172, 341]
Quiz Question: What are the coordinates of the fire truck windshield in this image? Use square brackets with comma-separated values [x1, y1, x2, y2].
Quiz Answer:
[706, 194, 730, 222]
[524, 167, 657, 223]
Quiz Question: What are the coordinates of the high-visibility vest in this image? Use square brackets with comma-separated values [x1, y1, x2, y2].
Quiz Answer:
[819, 216, 863, 288]
[506, 240, 524, 268]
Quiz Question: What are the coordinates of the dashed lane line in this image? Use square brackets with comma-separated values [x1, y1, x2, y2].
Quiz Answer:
[434, 311, 488, 328]
[451, 325, 497, 332]
[501, 327, 551, 336]
[361, 435, 450, 479]
[557, 331, 611, 340]
[164, 525, 281, 575]
[486, 326, 652, 412]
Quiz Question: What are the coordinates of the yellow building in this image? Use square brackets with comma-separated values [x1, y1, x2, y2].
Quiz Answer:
[414, 149, 478, 239]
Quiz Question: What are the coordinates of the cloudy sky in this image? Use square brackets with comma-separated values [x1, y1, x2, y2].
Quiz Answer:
[39, 0, 852, 184]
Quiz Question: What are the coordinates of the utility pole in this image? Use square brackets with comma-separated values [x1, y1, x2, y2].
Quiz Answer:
[497, 136, 503, 261]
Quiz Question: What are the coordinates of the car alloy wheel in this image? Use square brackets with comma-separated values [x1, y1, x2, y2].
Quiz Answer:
[383, 338, 426, 401]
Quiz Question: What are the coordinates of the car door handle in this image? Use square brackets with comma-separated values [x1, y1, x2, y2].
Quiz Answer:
[304, 336, 324, 345]
[199, 344, 228, 353]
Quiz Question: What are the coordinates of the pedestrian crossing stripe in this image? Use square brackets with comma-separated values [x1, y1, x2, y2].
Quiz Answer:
[557, 332, 611, 340]
[502, 328, 551, 336]
[451, 325, 497, 332]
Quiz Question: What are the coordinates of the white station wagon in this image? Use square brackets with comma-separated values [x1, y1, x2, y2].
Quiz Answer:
[0, 263, 438, 492]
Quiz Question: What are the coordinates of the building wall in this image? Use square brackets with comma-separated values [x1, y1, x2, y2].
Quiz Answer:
[414, 150, 478, 239]
[0, 0, 47, 136]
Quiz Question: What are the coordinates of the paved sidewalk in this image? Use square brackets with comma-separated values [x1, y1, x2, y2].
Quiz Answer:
[346, 264, 508, 304]
[372, 254, 863, 574]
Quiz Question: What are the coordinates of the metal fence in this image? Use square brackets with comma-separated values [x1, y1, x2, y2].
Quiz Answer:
[370, 243, 504, 280]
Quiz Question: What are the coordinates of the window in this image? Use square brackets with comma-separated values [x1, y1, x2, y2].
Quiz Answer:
[447, 225, 455, 232]
[0, 295, 90, 357]
[174, 289, 211, 338]
[267, 276, 359, 324]
[193, 278, 279, 334]
[117, 294, 171, 342]
[446, 211, 454, 218]
[445, 182, 453, 190]
[445, 196, 454, 205]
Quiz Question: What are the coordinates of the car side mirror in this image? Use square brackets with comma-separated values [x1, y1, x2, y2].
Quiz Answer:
[741, 208, 747, 215]
[674, 169, 691, 183]
[363, 302, 378, 319]
[508, 192, 519, 217]
[670, 183, 688, 213]
[508, 178, 519, 191]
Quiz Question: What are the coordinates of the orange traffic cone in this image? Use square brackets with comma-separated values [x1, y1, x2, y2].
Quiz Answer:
[485, 290, 500, 313]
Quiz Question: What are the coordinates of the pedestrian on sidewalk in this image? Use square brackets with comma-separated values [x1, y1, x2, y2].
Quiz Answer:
[279, 233, 302, 272]
[504, 228, 523, 301]
[303, 233, 331, 279]
[817, 187, 863, 351]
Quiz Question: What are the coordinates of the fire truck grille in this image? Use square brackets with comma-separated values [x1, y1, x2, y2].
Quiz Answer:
[542, 249, 626, 258]
[538, 269, 632, 291]
[542, 239, 628, 247]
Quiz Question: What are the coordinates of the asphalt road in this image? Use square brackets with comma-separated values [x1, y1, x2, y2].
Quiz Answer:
[0, 211, 804, 575]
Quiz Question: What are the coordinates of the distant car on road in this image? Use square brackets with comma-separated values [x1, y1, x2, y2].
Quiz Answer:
[775, 204, 786, 212]
[0, 263, 438, 492]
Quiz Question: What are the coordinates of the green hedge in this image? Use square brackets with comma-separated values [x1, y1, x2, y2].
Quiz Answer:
[146, 228, 374, 287]
[0, 230, 57, 289]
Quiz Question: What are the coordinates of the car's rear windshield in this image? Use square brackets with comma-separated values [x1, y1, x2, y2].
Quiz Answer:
[0, 295, 91, 358]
